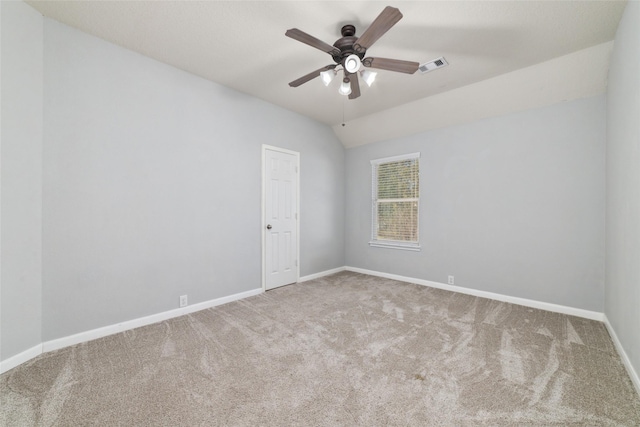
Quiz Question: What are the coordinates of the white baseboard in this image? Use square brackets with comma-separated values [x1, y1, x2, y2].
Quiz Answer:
[298, 266, 346, 283]
[2, 268, 609, 375]
[345, 266, 604, 321]
[604, 314, 640, 396]
[0, 344, 43, 374]
[0, 288, 263, 374]
[43, 288, 263, 353]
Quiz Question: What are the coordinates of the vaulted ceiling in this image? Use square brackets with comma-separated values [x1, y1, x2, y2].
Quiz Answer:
[27, 1, 626, 147]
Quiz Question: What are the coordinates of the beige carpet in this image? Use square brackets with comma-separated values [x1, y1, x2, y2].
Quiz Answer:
[2, 271, 639, 426]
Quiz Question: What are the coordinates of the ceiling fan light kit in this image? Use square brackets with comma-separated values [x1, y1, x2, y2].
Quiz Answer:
[344, 54, 361, 74]
[285, 6, 420, 100]
[320, 69, 336, 86]
[360, 69, 377, 87]
[339, 78, 352, 96]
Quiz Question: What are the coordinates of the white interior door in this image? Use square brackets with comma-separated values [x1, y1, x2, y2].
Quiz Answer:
[263, 146, 299, 290]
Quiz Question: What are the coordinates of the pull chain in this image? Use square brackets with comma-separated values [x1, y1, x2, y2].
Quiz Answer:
[342, 98, 346, 127]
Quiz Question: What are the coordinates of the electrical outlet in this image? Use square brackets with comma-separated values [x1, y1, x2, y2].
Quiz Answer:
[448, 275, 454, 285]
[180, 295, 188, 308]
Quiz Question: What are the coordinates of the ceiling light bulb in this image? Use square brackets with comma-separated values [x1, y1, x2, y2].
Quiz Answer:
[344, 54, 361, 74]
[320, 69, 335, 86]
[338, 78, 352, 96]
[360, 69, 377, 87]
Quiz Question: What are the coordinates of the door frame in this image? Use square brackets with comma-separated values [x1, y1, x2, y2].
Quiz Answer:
[261, 144, 300, 291]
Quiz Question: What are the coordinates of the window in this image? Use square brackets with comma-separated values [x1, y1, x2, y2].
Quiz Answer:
[370, 153, 420, 251]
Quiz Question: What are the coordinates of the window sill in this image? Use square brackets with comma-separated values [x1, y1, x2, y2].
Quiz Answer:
[369, 241, 421, 252]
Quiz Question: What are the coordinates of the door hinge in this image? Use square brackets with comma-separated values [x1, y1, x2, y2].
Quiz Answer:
[295, 259, 298, 266]
[295, 212, 298, 220]
[295, 165, 299, 173]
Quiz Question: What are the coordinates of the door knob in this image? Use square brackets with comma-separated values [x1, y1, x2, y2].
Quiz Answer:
[266, 224, 272, 229]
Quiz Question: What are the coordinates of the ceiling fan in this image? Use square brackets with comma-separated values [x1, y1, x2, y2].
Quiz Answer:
[286, 6, 419, 100]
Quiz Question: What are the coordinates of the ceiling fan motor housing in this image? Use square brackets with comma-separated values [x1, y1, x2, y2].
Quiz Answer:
[332, 24, 365, 64]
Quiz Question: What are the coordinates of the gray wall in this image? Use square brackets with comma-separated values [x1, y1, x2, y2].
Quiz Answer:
[346, 95, 606, 312]
[42, 19, 344, 341]
[0, 1, 43, 360]
[606, 0, 640, 381]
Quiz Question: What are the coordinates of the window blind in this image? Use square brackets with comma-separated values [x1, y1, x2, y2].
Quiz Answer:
[371, 153, 420, 248]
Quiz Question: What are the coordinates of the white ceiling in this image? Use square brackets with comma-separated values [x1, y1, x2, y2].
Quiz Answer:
[27, 1, 626, 146]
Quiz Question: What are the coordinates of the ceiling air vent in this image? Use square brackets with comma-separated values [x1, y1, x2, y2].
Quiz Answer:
[419, 57, 449, 74]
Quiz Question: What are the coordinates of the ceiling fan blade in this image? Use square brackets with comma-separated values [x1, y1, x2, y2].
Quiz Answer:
[348, 72, 361, 100]
[286, 28, 341, 57]
[363, 57, 419, 74]
[353, 6, 403, 54]
[288, 64, 336, 88]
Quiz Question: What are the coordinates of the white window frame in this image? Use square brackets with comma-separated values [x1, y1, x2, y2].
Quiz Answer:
[370, 152, 421, 251]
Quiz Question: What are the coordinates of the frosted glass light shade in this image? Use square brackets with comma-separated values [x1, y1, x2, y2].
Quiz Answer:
[361, 69, 377, 87]
[344, 54, 361, 73]
[338, 78, 352, 96]
[320, 69, 335, 86]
